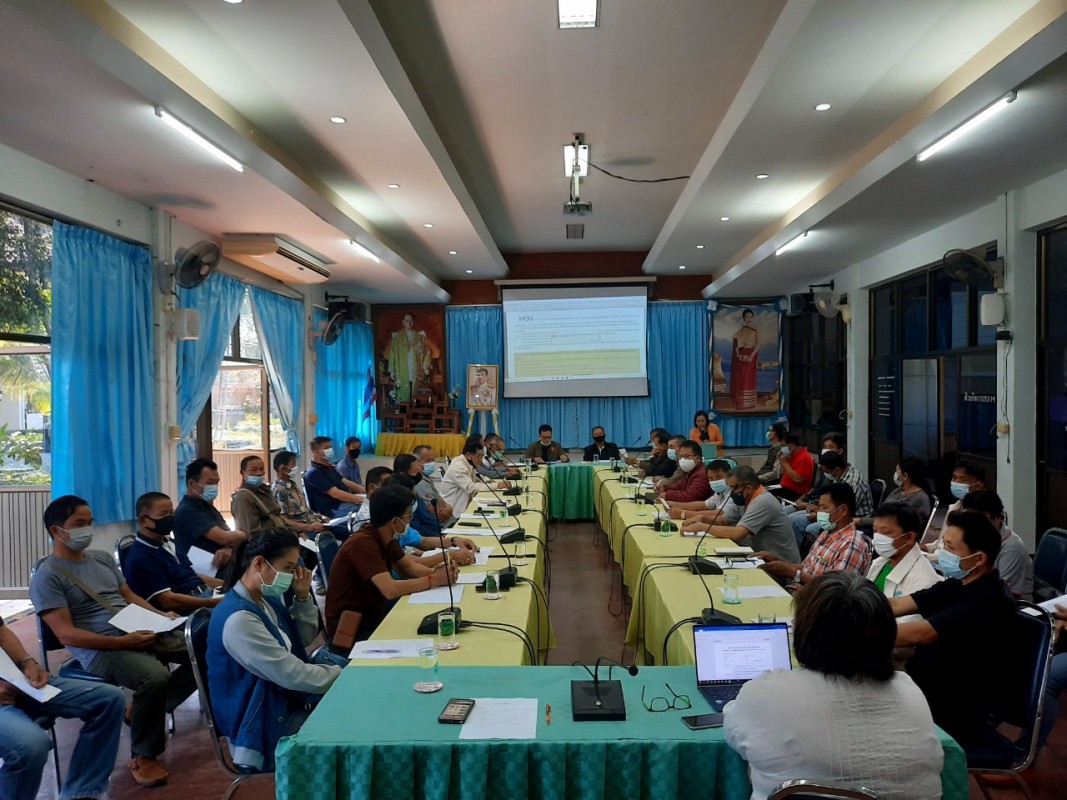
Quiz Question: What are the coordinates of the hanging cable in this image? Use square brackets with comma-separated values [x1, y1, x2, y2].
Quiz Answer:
[587, 161, 690, 183]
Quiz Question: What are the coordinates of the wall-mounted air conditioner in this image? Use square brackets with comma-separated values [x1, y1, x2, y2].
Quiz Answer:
[222, 234, 333, 284]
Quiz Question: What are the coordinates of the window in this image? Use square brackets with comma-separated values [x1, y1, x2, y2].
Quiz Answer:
[0, 207, 52, 487]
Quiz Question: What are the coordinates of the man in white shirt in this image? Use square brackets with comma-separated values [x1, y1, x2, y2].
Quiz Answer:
[867, 502, 942, 617]
[440, 440, 509, 512]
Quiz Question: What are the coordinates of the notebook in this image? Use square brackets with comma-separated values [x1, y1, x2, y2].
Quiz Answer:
[693, 623, 792, 710]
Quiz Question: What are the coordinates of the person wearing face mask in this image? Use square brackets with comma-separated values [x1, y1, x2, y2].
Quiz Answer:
[756, 422, 787, 484]
[858, 458, 933, 530]
[174, 457, 249, 574]
[271, 450, 337, 537]
[670, 460, 742, 527]
[477, 433, 518, 479]
[923, 462, 988, 558]
[336, 436, 364, 485]
[582, 426, 621, 462]
[324, 483, 460, 641]
[391, 454, 478, 561]
[524, 424, 570, 463]
[413, 444, 456, 523]
[961, 490, 1033, 600]
[865, 502, 942, 617]
[757, 482, 870, 589]
[656, 440, 712, 502]
[696, 466, 800, 560]
[889, 511, 1016, 745]
[653, 435, 689, 489]
[441, 439, 510, 511]
[124, 492, 222, 613]
[788, 451, 874, 553]
[30, 496, 198, 787]
[769, 433, 815, 502]
[231, 455, 290, 536]
[208, 529, 346, 773]
[304, 436, 366, 518]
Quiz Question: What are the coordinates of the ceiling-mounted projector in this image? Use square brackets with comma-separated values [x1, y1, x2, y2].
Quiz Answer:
[564, 200, 592, 215]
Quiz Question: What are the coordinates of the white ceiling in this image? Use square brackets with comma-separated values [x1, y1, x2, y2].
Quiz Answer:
[0, 0, 1065, 301]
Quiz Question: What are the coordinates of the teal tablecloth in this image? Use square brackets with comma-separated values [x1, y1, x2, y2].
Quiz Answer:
[276, 666, 969, 800]
[547, 462, 614, 520]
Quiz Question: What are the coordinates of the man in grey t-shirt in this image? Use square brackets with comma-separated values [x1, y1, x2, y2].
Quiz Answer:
[29, 495, 197, 788]
[693, 466, 800, 562]
[961, 490, 1034, 599]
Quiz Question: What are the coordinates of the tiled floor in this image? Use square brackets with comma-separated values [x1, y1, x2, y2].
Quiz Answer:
[8, 520, 1066, 799]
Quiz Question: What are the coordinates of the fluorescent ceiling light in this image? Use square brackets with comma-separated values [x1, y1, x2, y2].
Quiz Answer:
[449, 250, 458, 255]
[330, 116, 346, 124]
[720, 216, 730, 221]
[348, 240, 379, 263]
[563, 143, 589, 177]
[696, 245, 705, 249]
[558, 0, 598, 29]
[678, 265, 686, 270]
[755, 173, 769, 180]
[814, 103, 832, 112]
[465, 269, 473, 274]
[423, 223, 434, 229]
[155, 107, 243, 172]
[918, 91, 1016, 162]
[775, 231, 808, 256]
[387, 183, 400, 189]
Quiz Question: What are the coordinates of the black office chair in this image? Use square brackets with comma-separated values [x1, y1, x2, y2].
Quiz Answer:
[1032, 528, 1067, 602]
[869, 478, 887, 511]
[965, 601, 1055, 800]
[114, 533, 136, 575]
[184, 608, 275, 799]
[769, 780, 880, 799]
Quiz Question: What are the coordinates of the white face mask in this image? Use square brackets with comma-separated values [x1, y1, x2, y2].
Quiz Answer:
[678, 457, 697, 473]
[893, 471, 903, 486]
[873, 532, 906, 558]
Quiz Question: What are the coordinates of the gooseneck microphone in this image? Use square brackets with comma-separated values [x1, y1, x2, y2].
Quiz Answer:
[508, 435, 540, 470]
[416, 498, 467, 636]
[479, 513, 520, 589]
[571, 655, 637, 721]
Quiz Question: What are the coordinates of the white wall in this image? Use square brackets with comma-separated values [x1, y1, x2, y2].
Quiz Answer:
[830, 164, 1067, 549]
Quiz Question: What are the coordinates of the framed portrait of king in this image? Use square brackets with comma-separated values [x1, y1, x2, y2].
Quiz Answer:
[466, 364, 498, 411]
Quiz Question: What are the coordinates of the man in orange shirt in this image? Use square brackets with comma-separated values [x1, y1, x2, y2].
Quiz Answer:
[770, 433, 814, 502]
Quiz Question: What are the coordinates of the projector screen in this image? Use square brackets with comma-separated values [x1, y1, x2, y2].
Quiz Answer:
[501, 286, 649, 398]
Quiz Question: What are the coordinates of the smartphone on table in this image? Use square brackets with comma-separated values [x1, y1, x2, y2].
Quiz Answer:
[681, 712, 724, 730]
[438, 698, 476, 724]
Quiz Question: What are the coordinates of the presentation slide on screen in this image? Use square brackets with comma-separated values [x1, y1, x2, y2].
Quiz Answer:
[501, 286, 649, 398]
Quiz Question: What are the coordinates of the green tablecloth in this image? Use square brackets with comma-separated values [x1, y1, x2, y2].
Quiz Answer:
[276, 666, 968, 800]
[547, 462, 616, 519]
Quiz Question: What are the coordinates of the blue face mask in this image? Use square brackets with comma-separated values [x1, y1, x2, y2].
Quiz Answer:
[937, 549, 980, 580]
[949, 481, 971, 499]
[422, 461, 438, 477]
[667, 448, 678, 462]
[710, 479, 728, 493]
[245, 475, 265, 487]
[200, 484, 219, 502]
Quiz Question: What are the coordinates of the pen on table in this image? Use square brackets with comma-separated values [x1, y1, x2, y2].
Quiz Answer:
[362, 649, 399, 654]
[545, 703, 551, 725]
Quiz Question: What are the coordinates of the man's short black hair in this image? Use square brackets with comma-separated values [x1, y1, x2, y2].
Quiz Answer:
[538, 424, 553, 435]
[945, 510, 1002, 562]
[818, 481, 857, 517]
[793, 572, 895, 682]
[707, 459, 732, 473]
[240, 454, 263, 473]
[784, 433, 802, 447]
[678, 439, 701, 456]
[369, 483, 415, 528]
[462, 439, 483, 456]
[393, 453, 418, 476]
[364, 466, 393, 489]
[650, 427, 670, 445]
[956, 461, 987, 483]
[273, 450, 297, 471]
[872, 502, 921, 537]
[186, 457, 218, 485]
[591, 425, 605, 435]
[344, 436, 361, 447]
[770, 422, 788, 440]
[44, 495, 90, 535]
[818, 451, 846, 471]
[310, 436, 332, 452]
[823, 432, 847, 451]
[728, 465, 759, 487]
[464, 434, 483, 448]
[961, 489, 1005, 518]
[135, 491, 171, 520]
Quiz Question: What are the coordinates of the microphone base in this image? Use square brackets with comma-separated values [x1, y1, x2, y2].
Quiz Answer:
[571, 680, 626, 721]
[501, 487, 522, 497]
[506, 503, 522, 515]
[687, 556, 723, 575]
[499, 528, 526, 545]
[497, 566, 518, 589]
[701, 607, 742, 626]
[416, 607, 467, 636]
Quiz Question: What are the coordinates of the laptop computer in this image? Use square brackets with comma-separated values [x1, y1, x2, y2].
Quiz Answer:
[693, 623, 792, 710]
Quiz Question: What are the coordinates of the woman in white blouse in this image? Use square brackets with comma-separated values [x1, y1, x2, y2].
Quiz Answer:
[723, 571, 944, 800]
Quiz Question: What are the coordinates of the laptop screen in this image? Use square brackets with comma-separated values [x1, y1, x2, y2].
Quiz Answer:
[693, 623, 792, 686]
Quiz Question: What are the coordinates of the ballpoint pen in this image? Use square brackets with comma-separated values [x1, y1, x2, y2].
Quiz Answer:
[362, 649, 399, 654]
[545, 703, 551, 725]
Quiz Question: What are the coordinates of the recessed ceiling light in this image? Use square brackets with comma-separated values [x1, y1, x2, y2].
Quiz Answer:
[814, 103, 832, 112]
[387, 183, 400, 189]
[449, 250, 458, 255]
[696, 245, 705, 249]
[755, 173, 770, 180]
[720, 216, 730, 221]
[678, 265, 686, 270]
[465, 269, 473, 274]
[330, 116, 346, 124]
[423, 223, 434, 229]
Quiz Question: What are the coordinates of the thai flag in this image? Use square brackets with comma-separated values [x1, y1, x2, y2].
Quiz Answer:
[362, 367, 376, 421]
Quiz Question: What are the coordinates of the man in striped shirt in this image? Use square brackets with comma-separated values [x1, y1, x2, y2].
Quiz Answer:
[757, 482, 870, 590]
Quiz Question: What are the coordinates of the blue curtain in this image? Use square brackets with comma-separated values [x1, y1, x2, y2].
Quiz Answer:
[250, 286, 304, 454]
[176, 272, 245, 491]
[51, 221, 159, 524]
[314, 309, 377, 450]
[445, 303, 707, 449]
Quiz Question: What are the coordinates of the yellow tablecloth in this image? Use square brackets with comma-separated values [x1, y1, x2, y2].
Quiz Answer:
[375, 432, 468, 458]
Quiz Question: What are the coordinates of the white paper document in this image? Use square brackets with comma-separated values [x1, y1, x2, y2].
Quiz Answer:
[1038, 594, 1067, 613]
[457, 572, 488, 585]
[458, 698, 539, 740]
[444, 521, 518, 536]
[719, 585, 790, 600]
[187, 546, 217, 577]
[327, 515, 352, 527]
[714, 545, 754, 556]
[421, 547, 494, 566]
[461, 512, 508, 521]
[0, 648, 61, 703]
[408, 585, 466, 605]
[299, 537, 320, 554]
[109, 605, 187, 634]
[349, 639, 429, 660]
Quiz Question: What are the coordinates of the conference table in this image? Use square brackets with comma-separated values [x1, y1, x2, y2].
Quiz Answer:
[544, 461, 612, 520]
[275, 665, 969, 800]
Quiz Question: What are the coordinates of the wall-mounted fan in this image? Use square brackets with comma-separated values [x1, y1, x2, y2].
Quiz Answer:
[156, 240, 221, 293]
[308, 294, 360, 349]
[813, 282, 851, 324]
[941, 248, 1004, 288]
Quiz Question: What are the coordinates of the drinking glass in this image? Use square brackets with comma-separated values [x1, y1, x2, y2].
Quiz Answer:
[635, 494, 647, 516]
[723, 574, 741, 605]
[413, 646, 443, 692]
[514, 539, 528, 566]
[758, 612, 777, 624]
[484, 570, 502, 600]
[437, 611, 459, 650]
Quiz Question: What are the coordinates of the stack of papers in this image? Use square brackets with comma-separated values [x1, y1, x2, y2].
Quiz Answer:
[187, 546, 216, 577]
[457, 572, 488, 585]
[0, 649, 61, 703]
[408, 585, 466, 604]
[714, 545, 754, 556]
[349, 639, 429, 660]
[109, 605, 187, 634]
